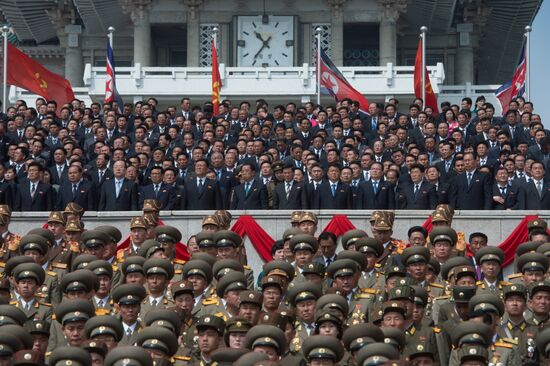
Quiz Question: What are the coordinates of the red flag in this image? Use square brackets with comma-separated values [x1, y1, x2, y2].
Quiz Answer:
[6, 42, 75, 105]
[495, 46, 526, 114]
[318, 48, 369, 110]
[211, 38, 222, 115]
[414, 39, 439, 114]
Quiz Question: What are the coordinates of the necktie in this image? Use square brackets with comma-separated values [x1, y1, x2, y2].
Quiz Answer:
[414, 184, 420, 196]
[314, 182, 318, 191]
[25, 302, 31, 310]
[445, 161, 451, 172]
[217, 170, 221, 181]
[286, 182, 291, 199]
[126, 328, 132, 336]
[99, 170, 104, 181]
[72, 184, 78, 197]
[98, 299, 104, 308]
[245, 182, 251, 196]
[31, 183, 36, 197]
[537, 181, 543, 198]
[519, 172, 524, 179]
[116, 180, 122, 198]
[58, 166, 63, 178]
[326, 258, 332, 267]
[198, 178, 204, 192]
[467, 172, 473, 186]
[151, 299, 158, 306]
[500, 186, 506, 197]
[18, 130, 22, 138]
[307, 324, 315, 336]
[331, 183, 337, 197]
[373, 181, 378, 193]
[154, 184, 160, 196]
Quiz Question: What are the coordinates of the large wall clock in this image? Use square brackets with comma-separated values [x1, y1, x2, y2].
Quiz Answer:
[236, 15, 296, 67]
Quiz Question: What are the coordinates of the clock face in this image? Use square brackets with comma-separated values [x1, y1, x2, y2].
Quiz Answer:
[236, 15, 295, 67]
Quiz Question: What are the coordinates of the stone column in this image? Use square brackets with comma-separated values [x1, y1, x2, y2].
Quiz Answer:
[378, 0, 407, 65]
[455, 23, 474, 84]
[64, 25, 83, 87]
[184, 0, 203, 67]
[120, 0, 153, 66]
[327, 0, 347, 66]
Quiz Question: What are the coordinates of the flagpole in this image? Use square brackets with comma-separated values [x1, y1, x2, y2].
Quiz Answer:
[420, 26, 427, 110]
[315, 27, 322, 106]
[2, 26, 9, 113]
[212, 26, 219, 101]
[524, 25, 531, 100]
[107, 26, 114, 48]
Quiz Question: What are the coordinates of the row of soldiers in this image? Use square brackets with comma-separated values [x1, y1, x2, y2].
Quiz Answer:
[1, 200, 550, 365]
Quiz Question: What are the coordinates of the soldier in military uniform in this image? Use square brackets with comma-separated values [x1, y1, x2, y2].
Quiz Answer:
[289, 233, 319, 280]
[135, 326, 179, 363]
[88, 260, 115, 314]
[46, 211, 76, 266]
[401, 246, 445, 299]
[354, 237, 383, 289]
[370, 215, 406, 272]
[23, 319, 50, 357]
[290, 211, 303, 228]
[341, 229, 369, 251]
[201, 271, 248, 320]
[63, 202, 85, 223]
[17, 234, 62, 305]
[155, 225, 186, 279]
[80, 230, 112, 265]
[429, 226, 458, 267]
[298, 212, 318, 237]
[141, 258, 175, 317]
[355, 342, 401, 365]
[0, 204, 21, 262]
[121, 256, 146, 286]
[508, 252, 549, 287]
[224, 317, 252, 349]
[266, 160, 284, 209]
[104, 346, 154, 366]
[237, 290, 262, 325]
[190, 314, 226, 366]
[10, 262, 52, 321]
[64, 218, 84, 252]
[475, 246, 508, 296]
[195, 231, 218, 258]
[49, 298, 96, 351]
[84, 315, 124, 351]
[301, 261, 326, 287]
[341, 323, 384, 366]
[244, 324, 288, 361]
[49, 346, 92, 366]
[111, 284, 147, 346]
[214, 230, 254, 289]
[116, 217, 149, 261]
[201, 215, 220, 232]
[526, 280, 550, 328]
[303, 334, 345, 366]
[181, 259, 214, 315]
[287, 281, 322, 348]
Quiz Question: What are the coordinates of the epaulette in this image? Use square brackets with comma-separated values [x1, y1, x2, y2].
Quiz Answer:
[361, 288, 379, 294]
[434, 295, 450, 301]
[0, 262, 5, 268]
[429, 283, 444, 289]
[112, 265, 119, 271]
[494, 342, 514, 349]
[499, 281, 511, 286]
[214, 312, 227, 322]
[243, 265, 251, 270]
[202, 297, 219, 306]
[96, 309, 110, 316]
[175, 270, 182, 274]
[9, 300, 17, 305]
[51, 314, 56, 320]
[172, 356, 191, 361]
[47, 271, 57, 277]
[476, 281, 484, 287]
[354, 293, 374, 299]
[507, 273, 523, 279]
[174, 259, 186, 265]
[432, 327, 441, 333]
[45, 352, 51, 357]
[39, 302, 52, 307]
[374, 263, 382, 268]
[502, 338, 519, 345]
[52, 262, 67, 270]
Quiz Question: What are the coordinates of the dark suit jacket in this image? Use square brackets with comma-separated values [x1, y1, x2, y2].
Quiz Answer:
[183, 177, 222, 210]
[492, 183, 521, 210]
[396, 181, 437, 210]
[15, 181, 54, 211]
[49, 164, 69, 186]
[0, 181, 13, 207]
[356, 179, 395, 209]
[449, 170, 492, 210]
[315, 181, 352, 209]
[98, 178, 138, 211]
[519, 180, 550, 210]
[56, 180, 96, 211]
[230, 179, 268, 210]
[434, 181, 451, 205]
[138, 183, 176, 210]
[87, 168, 114, 189]
[272, 181, 307, 209]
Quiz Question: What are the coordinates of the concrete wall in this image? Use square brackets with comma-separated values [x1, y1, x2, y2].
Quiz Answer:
[8, 210, 549, 278]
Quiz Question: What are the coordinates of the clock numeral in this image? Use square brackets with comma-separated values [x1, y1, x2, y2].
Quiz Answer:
[243, 53, 249, 58]
[262, 63, 269, 67]
[282, 31, 288, 35]
[282, 53, 288, 58]
[237, 40, 246, 47]
[285, 40, 294, 47]
[243, 31, 249, 36]
[274, 60, 280, 66]
[275, 22, 279, 28]
[252, 22, 257, 28]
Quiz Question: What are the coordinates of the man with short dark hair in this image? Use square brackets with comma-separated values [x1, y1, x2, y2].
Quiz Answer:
[272, 163, 306, 209]
[449, 152, 492, 210]
[56, 164, 95, 211]
[396, 164, 437, 209]
[15, 162, 53, 211]
[230, 163, 268, 209]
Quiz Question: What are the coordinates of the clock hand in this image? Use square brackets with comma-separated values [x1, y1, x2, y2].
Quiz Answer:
[253, 43, 267, 59]
[254, 31, 265, 42]
[263, 36, 272, 49]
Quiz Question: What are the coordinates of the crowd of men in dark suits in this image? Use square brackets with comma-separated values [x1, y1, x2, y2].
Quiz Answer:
[0, 94, 548, 211]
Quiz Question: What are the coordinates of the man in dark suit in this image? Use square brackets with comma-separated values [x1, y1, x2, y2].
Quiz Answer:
[272, 163, 307, 209]
[49, 147, 69, 185]
[138, 166, 176, 210]
[98, 160, 138, 211]
[396, 164, 437, 209]
[492, 166, 521, 210]
[434, 141, 456, 183]
[425, 165, 450, 205]
[356, 162, 395, 209]
[449, 152, 493, 210]
[56, 164, 95, 211]
[316, 164, 352, 209]
[519, 161, 550, 210]
[230, 163, 268, 210]
[183, 159, 222, 210]
[304, 163, 325, 209]
[14, 162, 53, 211]
[87, 153, 113, 189]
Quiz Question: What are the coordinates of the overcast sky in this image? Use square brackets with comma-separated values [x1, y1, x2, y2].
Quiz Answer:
[531, 0, 549, 120]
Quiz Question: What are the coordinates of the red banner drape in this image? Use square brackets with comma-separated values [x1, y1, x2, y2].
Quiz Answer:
[322, 214, 357, 237]
[231, 215, 274, 262]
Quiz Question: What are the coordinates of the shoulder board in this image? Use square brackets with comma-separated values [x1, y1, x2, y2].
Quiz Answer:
[52, 262, 67, 269]
[434, 295, 450, 300]
[174, 259, 186, 265]
[502, 338, 519, 345]
[500, 281, 511, 286]
[175, 269, 182, 274]
[52, 314, 56, 320]
[243, 265, 251, 270]
[361, 288, 379, 294]
[9, 301, 17, 305]
[39, 302, 52, 307]
[202, 298, 219, 306]
[494, 342, 513, 349]
[432, 327, 441, 333]
[476, 281, 483, 285]
[508, 273, 523, 279]
[172, 356, 191, 361]
[112, 265, 119, 271]
[355, 293, 374, 299]
[0, 262, 5, 268]
[374, 263, 382, 268]
[45, 352, 52, 357]
[430, 283, 444, 289]
[47, 271, 57, 276]
[96, 309, 111, 316]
